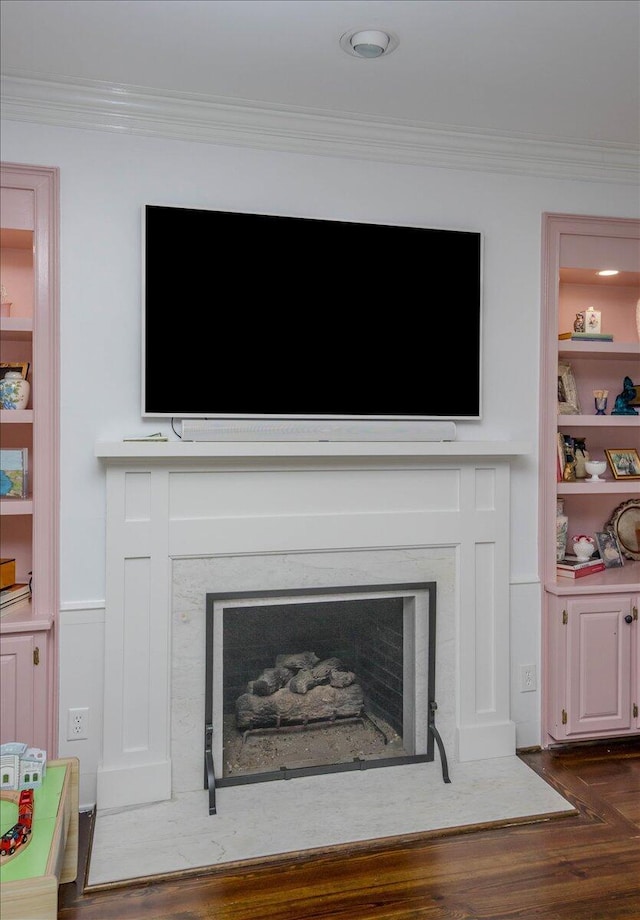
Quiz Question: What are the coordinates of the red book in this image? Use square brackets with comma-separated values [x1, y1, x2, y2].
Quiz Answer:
[557, 561, 606, 579]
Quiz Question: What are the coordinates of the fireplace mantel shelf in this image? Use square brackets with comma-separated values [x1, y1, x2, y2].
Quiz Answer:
[95, 439, 530, 461]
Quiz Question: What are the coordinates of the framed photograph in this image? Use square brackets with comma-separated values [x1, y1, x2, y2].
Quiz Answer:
[594, 531, 625, 568]
[0, 362, 29, 380]
[604, 449, 640, 480]
[558, 363, 581, 415]
[630, 384, 640, 407]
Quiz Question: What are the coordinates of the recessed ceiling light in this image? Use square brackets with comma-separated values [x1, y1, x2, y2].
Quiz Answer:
[340, 29, 399, 59]
[597, 269, 620, 276]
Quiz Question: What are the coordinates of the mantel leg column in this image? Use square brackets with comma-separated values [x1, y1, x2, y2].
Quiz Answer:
[97, 466, 172, 809]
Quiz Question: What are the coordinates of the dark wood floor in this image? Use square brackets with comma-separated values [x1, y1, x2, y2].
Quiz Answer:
[57, 739, 640, 919]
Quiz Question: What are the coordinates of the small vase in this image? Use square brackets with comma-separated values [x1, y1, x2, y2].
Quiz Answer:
[572, 535, 595, 562]
[0, 371, 30, 409]
[556, 499, 568, 562]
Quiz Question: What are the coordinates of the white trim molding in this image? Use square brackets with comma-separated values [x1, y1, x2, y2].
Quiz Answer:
[2, 73, 638, 184]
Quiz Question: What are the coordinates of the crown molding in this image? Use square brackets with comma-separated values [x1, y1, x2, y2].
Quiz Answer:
[2, 73, 638, 184]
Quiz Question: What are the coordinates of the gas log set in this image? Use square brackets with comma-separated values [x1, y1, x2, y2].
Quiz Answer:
[235, 651, 365, 732]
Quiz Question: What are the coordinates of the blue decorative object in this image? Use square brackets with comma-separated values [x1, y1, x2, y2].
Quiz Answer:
[0, 470, 12, 496]
[611, 376, 639, 416]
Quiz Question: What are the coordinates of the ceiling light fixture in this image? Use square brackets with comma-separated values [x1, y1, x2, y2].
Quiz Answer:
[597, 269, 620, 276]
[340, 29, 399, 59]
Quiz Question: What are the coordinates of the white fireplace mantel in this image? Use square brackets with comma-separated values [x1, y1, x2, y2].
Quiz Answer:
[95, 439, 529, 810]
[96, 439, 529, 461]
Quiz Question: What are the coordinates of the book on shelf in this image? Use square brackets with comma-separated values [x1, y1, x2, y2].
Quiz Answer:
[0, 447, 28, 498]
[570, 332, 614, 342]
[557, 554, 602, 570]
[0, 581, 31, 607]
[558, 331, 614, 342]
[557, 560, 606, 579]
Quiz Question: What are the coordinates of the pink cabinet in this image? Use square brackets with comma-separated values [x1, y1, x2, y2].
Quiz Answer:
[547, 593, 638, 741]
[0, 628, 50, 750]
[540, 213, 640, 749]
[0, 163, 59, 754]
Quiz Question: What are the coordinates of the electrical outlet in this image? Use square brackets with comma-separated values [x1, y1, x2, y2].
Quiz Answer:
[519, 664, 537, 693]
[67, 707, 89, 740]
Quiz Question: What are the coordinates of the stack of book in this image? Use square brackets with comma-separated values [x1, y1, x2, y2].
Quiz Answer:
[0, 581, 31, 613]
[557, 555, 606, 579]
[558, 332, 614, 342]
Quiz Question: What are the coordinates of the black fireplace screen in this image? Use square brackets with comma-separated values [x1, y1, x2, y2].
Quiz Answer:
[204, 582, 448, 814]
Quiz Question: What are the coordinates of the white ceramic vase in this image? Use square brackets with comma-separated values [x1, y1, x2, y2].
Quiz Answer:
[572, 535, 595, 562]
[0, 371, 30, 409]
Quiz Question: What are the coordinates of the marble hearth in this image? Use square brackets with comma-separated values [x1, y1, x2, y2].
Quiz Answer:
[95, 440, 528, 812]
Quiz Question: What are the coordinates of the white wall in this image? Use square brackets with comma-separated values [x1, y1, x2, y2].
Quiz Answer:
[1, 119, 636, 806]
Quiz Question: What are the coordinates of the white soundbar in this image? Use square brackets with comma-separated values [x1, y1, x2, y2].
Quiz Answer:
[181, 419, 457, 442]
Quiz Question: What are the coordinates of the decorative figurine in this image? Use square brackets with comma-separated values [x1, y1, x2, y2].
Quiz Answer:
[573, 437, 589, 478]
[573, 312, 585, 333]
[562, 435, 576, 481]
[611, 376, 638, 416]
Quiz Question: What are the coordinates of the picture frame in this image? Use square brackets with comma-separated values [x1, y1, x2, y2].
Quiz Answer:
[557, 363, 581, 415]
[594, 531, 625, 568]
[606, 498, 640, 561]
[604, 448, 640, 480]
[0, 448, 28, 498]
[0, 362, 30, 380]
[630, 384, 640, 407]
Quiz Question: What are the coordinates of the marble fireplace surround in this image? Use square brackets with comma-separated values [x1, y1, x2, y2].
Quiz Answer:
[94, 439, 529, 812]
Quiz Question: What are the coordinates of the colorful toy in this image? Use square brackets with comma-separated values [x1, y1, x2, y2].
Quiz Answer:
[0, 788, 33, 857]
[0, 742, 47, 791]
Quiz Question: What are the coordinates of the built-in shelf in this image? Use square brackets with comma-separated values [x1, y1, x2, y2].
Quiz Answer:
[556, 481, 636, 494]
[0, 316, 33, 337]
[0, 409, 33, 423]
[547, 559, 640, 595]
[0, 498, 33, 515]
[557, 414, 638, 427]
[0, 163, 59, 756]
[0, 600, 53, 633]
[558, 342, 640, 359]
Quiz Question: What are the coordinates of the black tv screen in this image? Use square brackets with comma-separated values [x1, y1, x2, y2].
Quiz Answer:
[142, 205, 482, 420]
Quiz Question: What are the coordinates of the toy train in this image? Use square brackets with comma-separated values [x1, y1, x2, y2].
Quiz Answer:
[0, 788, 34, 856]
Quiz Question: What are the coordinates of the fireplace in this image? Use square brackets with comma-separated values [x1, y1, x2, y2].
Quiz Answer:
[204, 581, 448, 812]
[95, 440, 527, 811]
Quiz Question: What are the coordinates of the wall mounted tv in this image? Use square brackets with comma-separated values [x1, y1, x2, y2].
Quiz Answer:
[142, 205, 483, 421]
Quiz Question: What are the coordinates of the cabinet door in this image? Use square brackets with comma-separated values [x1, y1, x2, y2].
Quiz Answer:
[566, 596, 633, 737]
[0, 633, 36, 744]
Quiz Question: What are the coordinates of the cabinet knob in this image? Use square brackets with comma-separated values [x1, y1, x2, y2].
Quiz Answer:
[624, 615, 633, 624]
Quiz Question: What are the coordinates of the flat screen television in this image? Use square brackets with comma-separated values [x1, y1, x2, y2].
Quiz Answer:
[142, 205, 483, 423]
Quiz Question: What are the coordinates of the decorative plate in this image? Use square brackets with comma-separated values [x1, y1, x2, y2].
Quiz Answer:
[605, 498, 640, 561]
